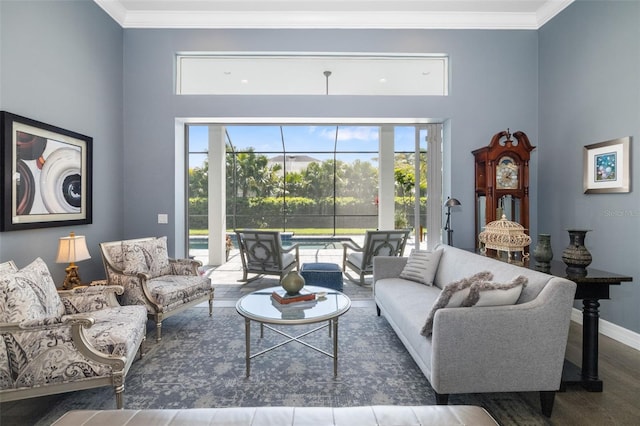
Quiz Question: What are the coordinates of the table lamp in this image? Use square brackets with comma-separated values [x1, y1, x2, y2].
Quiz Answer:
[444, 197, 461, 246]
[56, 231, 91, 289]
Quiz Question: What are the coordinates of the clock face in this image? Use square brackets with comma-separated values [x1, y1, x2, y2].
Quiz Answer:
[496, 156, 519, 189]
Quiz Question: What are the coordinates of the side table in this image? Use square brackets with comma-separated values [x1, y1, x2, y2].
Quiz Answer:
[526, 260, 632, 392]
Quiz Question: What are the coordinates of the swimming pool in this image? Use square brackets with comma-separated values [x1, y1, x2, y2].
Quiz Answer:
[189, 235, 354, 250]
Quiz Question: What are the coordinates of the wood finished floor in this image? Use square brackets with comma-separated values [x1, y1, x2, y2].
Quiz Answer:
[521, 321, 640, 425]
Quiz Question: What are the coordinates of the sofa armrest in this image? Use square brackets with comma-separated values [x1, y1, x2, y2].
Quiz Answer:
[58, 285, 124, 314]
[169, 258, 200, 275]
[429, 278, 576, 394]
[373, 257, 408, 281]
[0, 316, 127, 391]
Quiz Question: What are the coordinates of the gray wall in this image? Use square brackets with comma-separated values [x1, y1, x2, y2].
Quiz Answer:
[1, 0, 638, 334]
[538, 0, 640, 332]
[0, 0, 124, 283]
[123, 28, 539, 252]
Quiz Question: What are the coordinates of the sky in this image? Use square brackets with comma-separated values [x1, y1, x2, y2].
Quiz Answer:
[188, 125, 421, 167]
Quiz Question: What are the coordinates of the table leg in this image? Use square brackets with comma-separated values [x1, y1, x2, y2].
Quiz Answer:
[245, 318, 251, 377]
[333, 318, 339, 377]
[581, 298, 603, 391]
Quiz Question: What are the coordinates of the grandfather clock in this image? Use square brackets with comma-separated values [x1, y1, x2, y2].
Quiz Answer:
[472, 130, 535, 248]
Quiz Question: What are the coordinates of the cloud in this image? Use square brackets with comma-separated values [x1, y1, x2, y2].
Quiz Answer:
[312, 126, 379, 142]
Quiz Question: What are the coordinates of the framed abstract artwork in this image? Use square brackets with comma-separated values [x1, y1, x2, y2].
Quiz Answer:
[583, 136, 631, 194]
[1, 111, 92, 231]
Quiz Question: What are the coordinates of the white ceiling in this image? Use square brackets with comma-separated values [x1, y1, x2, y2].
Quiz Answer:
[94, 0, 575, 30]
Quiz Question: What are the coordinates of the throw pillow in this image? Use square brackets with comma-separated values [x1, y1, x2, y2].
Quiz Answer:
[0, 271, 47, 323]
[420, 271, 493, 337]
[143, 237, 172, 278]
[20, 258, 65, 317]
[463, 275, 528, 307]
[0, 260, 18, 274]
[399, 249, 443, 286]
[121, 241, 149, 274]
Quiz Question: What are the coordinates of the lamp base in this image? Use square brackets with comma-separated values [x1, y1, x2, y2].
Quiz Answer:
[63, 264, 83, 290]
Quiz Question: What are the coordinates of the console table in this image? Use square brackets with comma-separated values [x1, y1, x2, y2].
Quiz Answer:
[527, 260, 632, 391]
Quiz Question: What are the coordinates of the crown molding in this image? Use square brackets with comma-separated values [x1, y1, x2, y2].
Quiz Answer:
[94, 1, 574, 30]
[536, 0, 574, 27]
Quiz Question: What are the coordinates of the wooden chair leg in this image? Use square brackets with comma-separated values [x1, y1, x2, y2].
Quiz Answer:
[155, 314, 163, 342]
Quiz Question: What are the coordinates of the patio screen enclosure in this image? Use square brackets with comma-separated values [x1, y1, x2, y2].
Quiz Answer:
[187, 123, 442, 261]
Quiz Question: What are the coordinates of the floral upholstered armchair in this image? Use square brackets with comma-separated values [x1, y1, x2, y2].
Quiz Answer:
[0, 258, 147, 409]
[99, 236, 213, 342]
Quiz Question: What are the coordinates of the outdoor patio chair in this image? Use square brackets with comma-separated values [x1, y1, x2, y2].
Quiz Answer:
[343, 229, 410, 284]
[235, 230, 299, 282]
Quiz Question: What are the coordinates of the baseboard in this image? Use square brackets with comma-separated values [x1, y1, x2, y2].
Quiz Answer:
[571, 308, 640, 351]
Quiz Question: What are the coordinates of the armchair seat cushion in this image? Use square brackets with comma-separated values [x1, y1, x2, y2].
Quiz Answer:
[148, 275, 212, 312]
[346, 252, 364, 268]
[76, 305, 147, 357]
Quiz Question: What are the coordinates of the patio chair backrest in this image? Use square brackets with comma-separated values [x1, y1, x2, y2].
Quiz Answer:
[236, 230, 285, 271]
[361, 229, 409, 269]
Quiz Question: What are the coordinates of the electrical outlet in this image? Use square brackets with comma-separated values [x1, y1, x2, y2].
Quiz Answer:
[158, 214, 168, 224]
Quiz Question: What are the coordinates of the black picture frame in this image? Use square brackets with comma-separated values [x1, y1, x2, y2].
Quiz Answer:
[1, 111, 92, 231]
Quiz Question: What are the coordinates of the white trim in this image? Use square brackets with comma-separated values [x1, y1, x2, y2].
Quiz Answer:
[174, 119, 186, 258]
[93, 1, 575, 30]
[537, 0, 575, 28]
[571, 308, 640, 352]
[178, 117, 440, 125]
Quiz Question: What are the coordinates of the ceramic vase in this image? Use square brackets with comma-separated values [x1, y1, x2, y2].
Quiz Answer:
[561, 229, 592, 276]
[533, 234, 553, 270]
[281, 270, 305, 295]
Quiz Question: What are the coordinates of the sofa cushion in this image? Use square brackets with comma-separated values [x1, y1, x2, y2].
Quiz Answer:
[463, 276, 528, 307]
[420, 271, 493, 336]
[147, 275, 212, 311]
[77, 305, 147, 357]
[399, 249, 443, 286]
[0, 260, 18, 274]
[140, 237, 172, 278]
[51, 406, 500, 426]
[20, 258, 65, 318]
[0, 271, 46, 323]
[122, 241, 149, 274]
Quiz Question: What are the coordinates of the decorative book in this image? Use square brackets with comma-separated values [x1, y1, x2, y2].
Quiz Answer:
[271, 288, 316, 304]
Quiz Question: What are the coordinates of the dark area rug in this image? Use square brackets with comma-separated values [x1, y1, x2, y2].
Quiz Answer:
[3, 307, 550, 425]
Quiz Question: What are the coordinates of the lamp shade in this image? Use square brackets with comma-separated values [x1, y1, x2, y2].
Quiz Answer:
[56, 233, 91, 263]
[445, 198, 461, 208]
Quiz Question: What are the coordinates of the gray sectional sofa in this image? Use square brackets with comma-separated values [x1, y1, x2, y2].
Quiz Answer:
[373, 244, 577, 417]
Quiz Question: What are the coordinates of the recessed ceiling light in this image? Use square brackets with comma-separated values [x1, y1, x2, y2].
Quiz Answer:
[422, 72, 431, 76]
[379, 78, 387, 83]
[241, 79, 248, 84]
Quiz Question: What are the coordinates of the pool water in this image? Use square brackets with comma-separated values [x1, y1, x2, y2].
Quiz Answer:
[189, 235, 353, 251]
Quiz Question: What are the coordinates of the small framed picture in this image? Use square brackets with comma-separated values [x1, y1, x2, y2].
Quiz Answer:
[583, 136, 631, 194]
[1, 111, 92, 231]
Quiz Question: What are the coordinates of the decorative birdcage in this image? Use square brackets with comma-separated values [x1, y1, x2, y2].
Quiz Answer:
[479, 215, 531, 261]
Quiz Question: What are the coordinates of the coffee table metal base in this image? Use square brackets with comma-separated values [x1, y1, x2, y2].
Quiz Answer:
[244, 318, 339, 377]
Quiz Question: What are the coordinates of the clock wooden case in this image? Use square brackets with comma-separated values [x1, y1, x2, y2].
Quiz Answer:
[472, 130, 535, 248]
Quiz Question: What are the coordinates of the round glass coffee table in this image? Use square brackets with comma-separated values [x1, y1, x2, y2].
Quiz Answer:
[236, 285, 351, 377]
